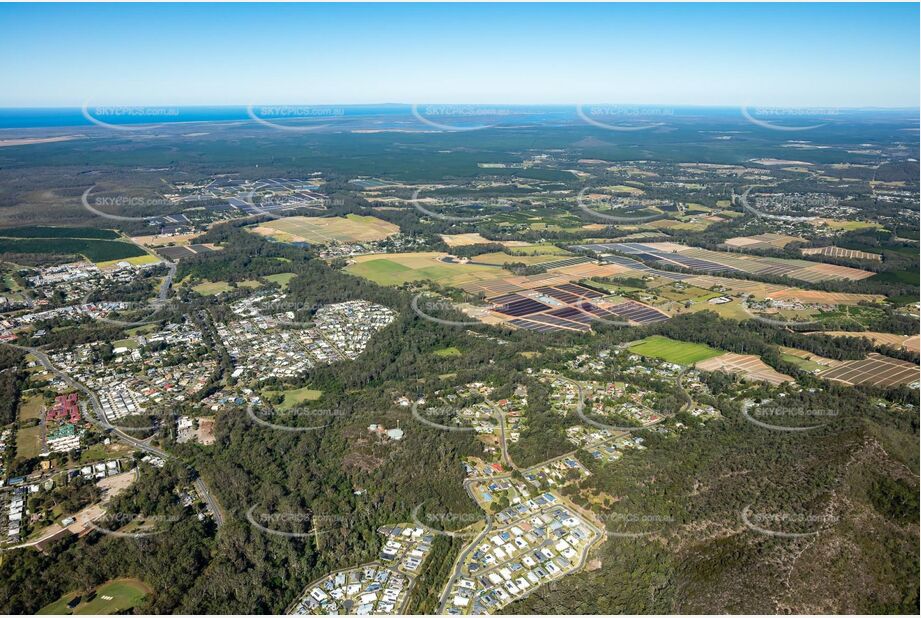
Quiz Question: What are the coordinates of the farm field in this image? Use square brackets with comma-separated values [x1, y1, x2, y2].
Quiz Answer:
[38, 578, 151, 615]
[472, 251, 562, 266]
[801, 246, 882, 261]
[0, 237, 149, 264]
[440, 232, 493, 247]
[816, 331, 921, 354]
[817, 353, 919, 388]
[0, 226, 119, 240]
[696, 352, 794, 385]
[809, 218, 884, 232]
[96, 254, 161, 268]
[346, 252, 511, 287]
[505, 243, 572, 256]
[251, 214, 398, 244]
[576, 241, 875, 283]
[628, 335, 723, 365]
[723, 232, 804, 250]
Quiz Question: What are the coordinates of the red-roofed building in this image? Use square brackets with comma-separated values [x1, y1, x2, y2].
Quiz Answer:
[47, 392, 81, 424]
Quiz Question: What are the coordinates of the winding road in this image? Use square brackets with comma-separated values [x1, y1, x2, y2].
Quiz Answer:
[1, 341, 225, 528]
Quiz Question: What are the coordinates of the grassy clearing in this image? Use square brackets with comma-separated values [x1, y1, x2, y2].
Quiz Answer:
[191, 280, 233, 296]
[263, 385, 323, 410]
[505, 244, 571, 256]
[433, 346, 463, 357]
[18, 394, 44, 421]
[780, 353, 823, 372]
[15, 423, 43, 458]
[628, 335, 723, 365]
[265, 272, 297, 289]
[38, 578, 151, 615]
[472, 252, 559, 266]
[252, 214, 398, 244]
[346, 252, 509, 287]
[95, 253, 161, 268]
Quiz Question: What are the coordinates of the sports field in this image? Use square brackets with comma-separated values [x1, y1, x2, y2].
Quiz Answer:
[38, 578, 151, 615]
[346, 252, 511, 287]
[628, 335, 723, 365]
[252, 214, 398, 244]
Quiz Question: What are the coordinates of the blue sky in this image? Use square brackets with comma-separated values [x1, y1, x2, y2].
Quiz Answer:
[1, 2, 918, 107]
